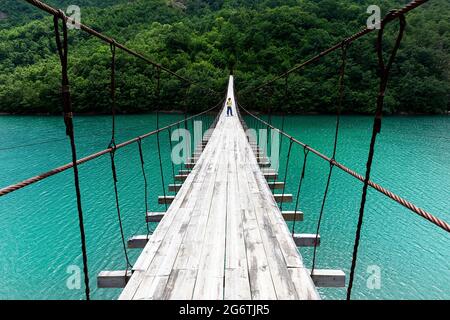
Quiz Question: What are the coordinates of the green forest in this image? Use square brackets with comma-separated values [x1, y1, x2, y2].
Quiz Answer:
[0, 0, 449, 114]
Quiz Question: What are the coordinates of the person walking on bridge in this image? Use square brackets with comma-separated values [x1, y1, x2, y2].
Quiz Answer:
[226, 98, 233, 116]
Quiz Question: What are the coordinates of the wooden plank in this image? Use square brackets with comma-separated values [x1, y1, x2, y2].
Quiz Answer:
[309, 269, 346, 287]
[139, 112, 227, 299]
[250, 148, 306, 269]
[120, 134, 210, 299]
[267, 181, 285, 189]
[263, 172, 278, 180]
[224, 140, 251, 300]
[237, 138, 277, 300]
[193, 126, 229, 299]
[164, 123, 226, 299]
[224, 268, 252, 300]
[168, 183, 182, 192]
[146, 212, 165, 223]
[293, 234, 321, 247]
[158, 195, 175, 204]
[252, 203, 299, 299]
[288, 268, 320, 300]
[127, 235, 149, 249]
[98, 270, 132, 288]
[244, 157, 299, 299]
[174, 174, 188, 181]
[163, 269, 198, 300]
[282, 211, 304, 222]
[273, 194, 293, 202]
[185, 162, 195, 169]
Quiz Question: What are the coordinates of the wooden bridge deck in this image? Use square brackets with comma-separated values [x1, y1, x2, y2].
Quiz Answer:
[119, 76, 320, 300]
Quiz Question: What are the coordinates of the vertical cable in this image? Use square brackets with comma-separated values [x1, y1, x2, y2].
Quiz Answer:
[155, 66, 161, 129]
[280, 139, 293, 211]
[53, 11, 90, 300]
[137, 138, 151, 237]
[168, 127, 176, 185]
[347, 13, 406, 300]
[311, 42, 348, 274]
[108, 39, 132, 272]
[292, 146, 309, 235]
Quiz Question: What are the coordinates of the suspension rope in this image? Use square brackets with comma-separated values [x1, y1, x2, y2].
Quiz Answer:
[108, 40, 133, 272]
[311, 42, 348, 274]
[347, 13, 406, 300]
[110, 41, 117, 140]
[157, 132, 168, 211]
[278, 75, 289, 175]
[155, 66, 161, 129]
[53, 11, 90, 300]
[168, 127, 177, 183]
[176, 121, 183, 171]
[153, 65, 168, 210]
[109, 148, 133, 271]
[283, 74, 289, 117]
[292, 146, 310, 235]
[137, 138, 151, 237]
[279, 139, 293, 211]
[183, 85, 191, 170]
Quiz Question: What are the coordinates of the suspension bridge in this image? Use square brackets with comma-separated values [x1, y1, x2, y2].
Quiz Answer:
[0, 0, 448, 300]
[115, 76, 327, 300]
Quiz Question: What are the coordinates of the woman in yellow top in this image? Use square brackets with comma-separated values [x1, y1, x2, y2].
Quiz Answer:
[226, 98, 233, 116]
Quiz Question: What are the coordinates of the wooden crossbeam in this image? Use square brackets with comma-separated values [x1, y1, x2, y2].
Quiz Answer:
[158, 195, 175, 204]
[146, 212, 165, 223]
[174, 174, 189, 181]
[267, 181, 284, 189]
[273, 193, 292, 202]
[168, 183, 183, 192]
[263, 172, 278, 180]
[127, 235, 149, 249]
[292, 233, 320, 247]
[97, 270, 132, 288]
[309, 269, 345, 287]
[185, 162, 195, 169]
[281, 211, 304, 221]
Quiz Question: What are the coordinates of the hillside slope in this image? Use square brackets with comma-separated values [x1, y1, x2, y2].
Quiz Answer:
[0, 0, 448, 114]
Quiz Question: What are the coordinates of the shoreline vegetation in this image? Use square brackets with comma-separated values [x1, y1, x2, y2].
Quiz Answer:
[0, 0, 449, 115]
[1, 109, 449, 117]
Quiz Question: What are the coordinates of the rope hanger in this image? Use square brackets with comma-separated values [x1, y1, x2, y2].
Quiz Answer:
[311, 41, 349, 275]
[53, 10, 90, 300]
[107, 39, 133, 275]
[347, 12, 407, 300]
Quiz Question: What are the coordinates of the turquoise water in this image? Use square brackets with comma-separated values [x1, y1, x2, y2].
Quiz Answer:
[0, 114, 449, 300]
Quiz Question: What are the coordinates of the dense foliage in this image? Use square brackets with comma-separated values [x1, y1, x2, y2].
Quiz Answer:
[0, 0, 448, 114]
